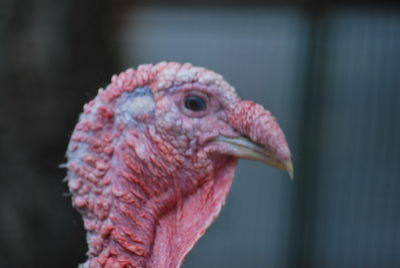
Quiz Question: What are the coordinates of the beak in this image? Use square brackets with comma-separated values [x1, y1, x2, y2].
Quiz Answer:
[214, 136, 294, 179]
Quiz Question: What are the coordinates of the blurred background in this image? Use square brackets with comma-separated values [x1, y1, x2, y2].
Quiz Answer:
[1, 0, 399, 267]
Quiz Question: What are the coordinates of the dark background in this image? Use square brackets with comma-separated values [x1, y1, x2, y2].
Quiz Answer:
[1, 1, 399, 267]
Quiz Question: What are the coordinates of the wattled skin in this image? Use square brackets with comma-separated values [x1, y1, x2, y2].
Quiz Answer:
[66, 62, 291, 268]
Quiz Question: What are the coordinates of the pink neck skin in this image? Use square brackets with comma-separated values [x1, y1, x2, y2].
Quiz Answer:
[149, 156, 238, 268]
[69, 126, 238, 268]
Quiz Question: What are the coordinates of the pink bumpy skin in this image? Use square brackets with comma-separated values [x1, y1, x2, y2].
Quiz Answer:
[66, 62, 291, 268]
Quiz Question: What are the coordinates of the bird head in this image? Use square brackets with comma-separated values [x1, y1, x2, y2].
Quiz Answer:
[66, 62, 292, 268]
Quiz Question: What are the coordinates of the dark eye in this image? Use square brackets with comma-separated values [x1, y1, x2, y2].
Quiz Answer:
[184, 95, 207, 111]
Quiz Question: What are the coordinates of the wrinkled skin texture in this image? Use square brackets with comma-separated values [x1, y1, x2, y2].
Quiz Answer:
[66, 62, 291, 268]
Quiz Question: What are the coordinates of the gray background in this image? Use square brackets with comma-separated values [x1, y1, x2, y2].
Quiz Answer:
[0, 1, 399, 268]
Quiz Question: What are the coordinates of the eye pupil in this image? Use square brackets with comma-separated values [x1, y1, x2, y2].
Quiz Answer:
[184, 95, 206, 111]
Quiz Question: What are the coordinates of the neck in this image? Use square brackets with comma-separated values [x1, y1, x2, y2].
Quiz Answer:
[77, 131, 238, 268]
[149, 156, 237, 267]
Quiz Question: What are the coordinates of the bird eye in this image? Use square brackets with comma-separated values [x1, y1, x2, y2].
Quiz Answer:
[184, 95, 207, 111]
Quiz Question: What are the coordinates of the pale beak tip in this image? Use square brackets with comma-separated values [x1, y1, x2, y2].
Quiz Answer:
[284, 160, 294, 179]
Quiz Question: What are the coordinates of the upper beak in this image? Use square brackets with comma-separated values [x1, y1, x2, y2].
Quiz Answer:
[214, 136, 294, 179]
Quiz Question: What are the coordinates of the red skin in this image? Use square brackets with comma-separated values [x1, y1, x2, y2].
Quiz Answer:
[66, 62, 291, 268]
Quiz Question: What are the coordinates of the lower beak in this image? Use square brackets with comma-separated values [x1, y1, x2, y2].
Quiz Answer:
[214, 136, 294, 179]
